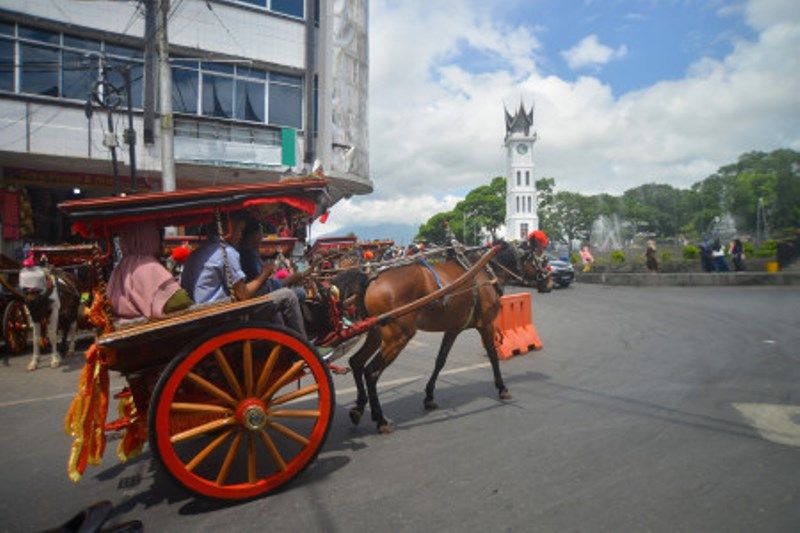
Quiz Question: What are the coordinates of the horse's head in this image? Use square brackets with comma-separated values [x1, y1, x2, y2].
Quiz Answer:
[518, 245, 551, 285]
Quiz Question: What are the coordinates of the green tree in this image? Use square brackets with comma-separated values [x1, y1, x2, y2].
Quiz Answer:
[415, 211, 452, 245]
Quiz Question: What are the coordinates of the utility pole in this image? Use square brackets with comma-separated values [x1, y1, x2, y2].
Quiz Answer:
[122, 67, 137, 193]
[158, 0, 175, 192]
[143, 0, 157, 144]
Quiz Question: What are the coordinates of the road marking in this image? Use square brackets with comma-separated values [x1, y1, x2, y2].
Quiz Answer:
[0, 385, 125, 409]
[733, 402, 800, 448]
[0, 362, 493, 408]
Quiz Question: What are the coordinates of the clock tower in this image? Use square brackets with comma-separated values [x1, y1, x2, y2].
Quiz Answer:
[504, 101, 538, 241]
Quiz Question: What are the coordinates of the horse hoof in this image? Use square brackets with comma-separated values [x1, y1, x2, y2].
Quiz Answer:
[50, 359, 61, 369]
[377, 421, 395, 434]
[349, 408, 363, 426]
[423, 399, 438, 411]
[499, 389, 512, 400]
[27, 361, 37, 371]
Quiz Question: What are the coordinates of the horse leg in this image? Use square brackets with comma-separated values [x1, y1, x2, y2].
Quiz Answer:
[479, 325, 511, 400]
[423, 330, 460, 410]
[27, 321, 41, 371]
[347, 330, 381, 426]
[46, 307, 60, 369]
[63, 320, 78, 358]
[364, 324, 413, 433]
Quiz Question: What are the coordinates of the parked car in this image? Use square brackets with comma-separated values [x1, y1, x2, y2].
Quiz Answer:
[546, 254, 575, 288]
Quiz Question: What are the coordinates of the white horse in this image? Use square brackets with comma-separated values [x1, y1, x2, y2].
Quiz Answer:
[20, 266, 81, 371]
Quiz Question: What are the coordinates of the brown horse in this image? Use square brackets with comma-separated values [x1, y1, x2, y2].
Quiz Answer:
[333, 241, 538, 433]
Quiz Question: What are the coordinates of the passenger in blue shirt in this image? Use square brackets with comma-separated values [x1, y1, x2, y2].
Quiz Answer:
[180, 212, 307, 338]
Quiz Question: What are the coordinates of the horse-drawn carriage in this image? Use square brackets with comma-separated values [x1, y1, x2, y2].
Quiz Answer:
[1, 245, 95, 359]
[57, 177, 533, 501]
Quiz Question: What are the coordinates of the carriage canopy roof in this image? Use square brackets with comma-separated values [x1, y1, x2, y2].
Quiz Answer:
[59, 178, 329, 238]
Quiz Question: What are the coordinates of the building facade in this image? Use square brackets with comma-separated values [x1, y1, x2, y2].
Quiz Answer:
[0, 0, 371, 253]
[504, 102, 538, 241]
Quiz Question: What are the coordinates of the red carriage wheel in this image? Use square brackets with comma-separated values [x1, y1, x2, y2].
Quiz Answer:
[149, 323, 334, 500]
[3, 300, 30, 355]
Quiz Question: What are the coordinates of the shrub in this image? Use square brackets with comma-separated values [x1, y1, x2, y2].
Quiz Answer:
[755, 239, 777, 258]
[743, 241, 755, 257]
[660, 251, 673, 263]
[682, 244, 700, 260]
[610, 250, 625, 264]
[570, 252, 580, 265]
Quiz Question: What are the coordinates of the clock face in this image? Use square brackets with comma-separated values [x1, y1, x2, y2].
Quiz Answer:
[516, 144, 528, 155]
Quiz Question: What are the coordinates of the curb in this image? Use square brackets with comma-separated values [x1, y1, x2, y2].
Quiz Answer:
[576, 272, 800, 287]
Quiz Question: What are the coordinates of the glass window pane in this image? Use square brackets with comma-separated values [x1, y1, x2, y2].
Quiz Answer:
[271, 72, 301, 86]
[20, 44, 59, 96]
[236, 65, 266, 80]
[202, 74, 233, 118]
[62, 51, 98, 100]
[0, 22, 13, 36]
[64, 35, 101, 52]
[172, 67, 198, 114]
[19, 26, 59, 44]
[106, 60, 143, 108]
[268, 81, 301, 128]
[235, 80, 265, 122]
[105, 43, 143, 59]
[237, 0, 267, 7]
[202, 62, 234, 75]
[0, 39, 13, 91]
[271, 0, 304, 18]
[172, 58, 199, 70]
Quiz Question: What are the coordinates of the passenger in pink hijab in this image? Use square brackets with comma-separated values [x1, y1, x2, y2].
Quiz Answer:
[107, 222, 191, 319]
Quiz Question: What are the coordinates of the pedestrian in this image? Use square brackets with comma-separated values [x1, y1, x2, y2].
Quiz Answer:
[645, 240, 658, 273]
[579, 244, 594, 272]
[710, 238, 729, 272]
[729, 238, 745, 271]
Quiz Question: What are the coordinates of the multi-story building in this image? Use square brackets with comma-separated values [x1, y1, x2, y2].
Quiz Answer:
[504, 102, 538, 241]
[0, 0, 371, 252]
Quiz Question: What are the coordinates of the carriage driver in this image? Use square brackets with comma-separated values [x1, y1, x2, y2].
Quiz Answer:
[179, 211, 307, 339]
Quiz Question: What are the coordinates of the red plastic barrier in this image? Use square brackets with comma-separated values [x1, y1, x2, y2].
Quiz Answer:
[493, 292, 542, 360]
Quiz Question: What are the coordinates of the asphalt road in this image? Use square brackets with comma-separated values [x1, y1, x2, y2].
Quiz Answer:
[0, 284, 799, 532]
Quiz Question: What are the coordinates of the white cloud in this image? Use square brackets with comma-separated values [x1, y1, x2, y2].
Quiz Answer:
[356, 0, 800, 231]
[561, 34, 628, 70]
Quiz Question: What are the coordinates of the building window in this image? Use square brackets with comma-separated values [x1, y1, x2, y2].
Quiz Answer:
[269, 72, 302, 129]
[527, 196, 532, 213]
[172, 64, 199, 114]
[520, 223, 528, 241]
[2, 22, 144, 106]
[20, 43, 60, 97]
[516, 196, 520, 214]
[525, 170, 530, 186]
[516, 170, 521, 186]
[271, 0, 304, 18]
[0, 37, 13, 92]
[202, 70, 234, 119]
[227, 0, 304, 19]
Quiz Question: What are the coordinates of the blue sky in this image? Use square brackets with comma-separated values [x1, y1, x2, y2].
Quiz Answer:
[477, 1, 758, 96]
[318, 0, 799, 238]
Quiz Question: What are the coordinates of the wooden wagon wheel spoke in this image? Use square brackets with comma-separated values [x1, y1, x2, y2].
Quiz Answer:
[270, 383, 319, 407]
[170, 402, 231, 415]
[258, 429, 287, 471]
[186, 372, 237, 407]
[243, 340, 254, 397]
[255, 344, 282, 397]
[170, 417, 235, 443]
[214, 348, 244, 400]
[269, 409, 320, 419]
[185, 429, 232, 472]
[247, 433, 257, 484]
[215, 431, 243, 486]
[266, 420, 309, 446]
[260, 360, 306, 403]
